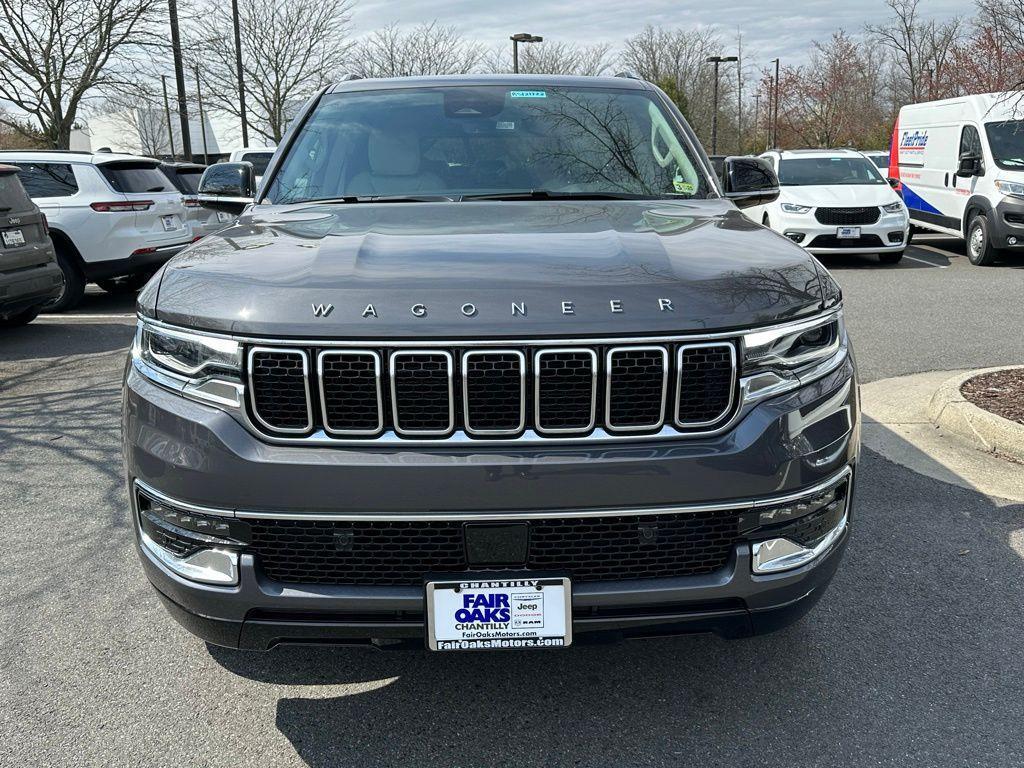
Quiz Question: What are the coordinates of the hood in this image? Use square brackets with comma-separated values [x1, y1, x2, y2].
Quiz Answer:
[780, 184, 899, 208]
[149, 200, 826, 338]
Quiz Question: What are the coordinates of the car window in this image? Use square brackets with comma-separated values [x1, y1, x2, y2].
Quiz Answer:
[266, 85, 710, 204]
[240, 152, 273, 176]
[0, 173, 32, 211]
[777, 157, 885, 186]
[160, 166, 203, 195]
[99, 162, 172, 193]
[959, 125, 983, 159]
[11, 162, 79, 198]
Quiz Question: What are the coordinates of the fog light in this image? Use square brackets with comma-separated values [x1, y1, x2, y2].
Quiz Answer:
[751, 513, 847, 574]
[140, 531, 239, 585]
[784, 231, 805, 243]
[1009, 236, 1018, 246]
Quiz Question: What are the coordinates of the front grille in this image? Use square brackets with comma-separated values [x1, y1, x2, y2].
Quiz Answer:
[246, 339, 739, 441]
[814, 207, 880, 225]
[247, 510, 738, 585]
[808, 234, 885, 249]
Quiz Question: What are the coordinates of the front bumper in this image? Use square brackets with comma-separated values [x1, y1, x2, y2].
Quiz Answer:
[124, 353, 859, 650]
[773, 209, 909, 255]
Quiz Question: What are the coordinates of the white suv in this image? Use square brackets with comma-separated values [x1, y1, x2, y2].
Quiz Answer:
[746, 148, 910, 265]
[1, 151, 190, 310]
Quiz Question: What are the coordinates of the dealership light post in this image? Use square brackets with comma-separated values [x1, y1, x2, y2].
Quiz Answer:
[771, 57, 780, 148]
[168, 0, 191, 161]
[232, 0, 249, 146]
[195, 64, 210, 166]
[510, 33, 543, 74]
[161, 75, 176, 160]
[706, 55, 737, 156]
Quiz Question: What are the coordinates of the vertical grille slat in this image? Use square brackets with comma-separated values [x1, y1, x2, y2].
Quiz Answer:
[462, 350, 525, 435]
[318, 350, 383, 435]
[605, 346, 668, 431]
[534, 348, 597, 434]
[675, 343, 737, 427]
[389, 351, 454, 436]
[248, 347, 312, 434]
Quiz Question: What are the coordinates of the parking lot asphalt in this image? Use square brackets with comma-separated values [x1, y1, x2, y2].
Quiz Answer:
[2, 237, 1024, 767]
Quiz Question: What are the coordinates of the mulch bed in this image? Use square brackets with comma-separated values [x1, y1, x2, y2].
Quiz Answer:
[961, 368, 1024, 425]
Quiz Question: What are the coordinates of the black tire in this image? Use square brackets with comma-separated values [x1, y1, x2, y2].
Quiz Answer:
[879, 250, 904, 265]
[42, 246, 86, 312]
[0, 305, 41, 327]
[966, 214, 1002, 266]
[762, 213, 771, 228]
[96, 272, 151, 294]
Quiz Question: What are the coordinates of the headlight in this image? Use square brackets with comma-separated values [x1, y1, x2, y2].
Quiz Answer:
[133, 320, 243, 407]
[780, 203, 812, 214]
[882, 201, 904, 214]
[995, 179, 1024, 199]
[740, 310, 848, 400]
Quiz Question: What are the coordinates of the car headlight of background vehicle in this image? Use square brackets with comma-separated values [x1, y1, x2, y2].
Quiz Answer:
[133, 320, 244, 407]
[994, 179, 1024, 199]
[740, 310, 848, 401]
[882, 201, 905, 214]
[780, 203, 813, 214]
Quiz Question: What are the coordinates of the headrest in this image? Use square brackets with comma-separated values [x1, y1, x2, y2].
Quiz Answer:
[368, 130, 420, 176]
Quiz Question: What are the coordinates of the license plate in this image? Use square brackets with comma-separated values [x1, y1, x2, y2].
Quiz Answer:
[2, 228, 25, 247]
[426, 576, 571, 651]
[162, 215, 178, 232]
[836, 226, 860, 239]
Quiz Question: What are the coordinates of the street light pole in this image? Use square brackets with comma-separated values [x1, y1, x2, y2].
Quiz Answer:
[753, 93, 761, 151]
[232, 0, 249, 146]
[771, 58, 780, 148]
[510, 33, 543, 74]
[161, 75, 176, 160]
[195, 64, 209, 165]
[168, 0, 191, 160]
[706, 55, 737, 156]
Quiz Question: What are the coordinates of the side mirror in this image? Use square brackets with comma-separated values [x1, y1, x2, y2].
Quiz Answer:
[721, 156, 780, 209]
[197, 161, 256, 214]
[887, 177, 900, 189]
[956, 153, 982, 178]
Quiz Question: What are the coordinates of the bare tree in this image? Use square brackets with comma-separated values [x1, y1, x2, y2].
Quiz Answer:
[971, 0, 1024, 96]
[0, 0, 163, 148]
[192, 0, 353, 144]
[350, 22, 483, 78]
[483, 41, 614, 76]
[867, 0, 962, 103]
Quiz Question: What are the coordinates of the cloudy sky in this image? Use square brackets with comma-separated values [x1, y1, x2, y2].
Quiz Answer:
[354, 0, 972, 67]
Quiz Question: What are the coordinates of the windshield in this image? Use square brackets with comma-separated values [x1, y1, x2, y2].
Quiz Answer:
[867, 154, 888, 168]
[241, 152, 274, 176]
[777, 156, 885, 186]
[265, 85, 709, 204]
[985, 121, 1024, 169]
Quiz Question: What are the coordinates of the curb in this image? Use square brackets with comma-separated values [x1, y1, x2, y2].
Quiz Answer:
[926, 366, 1024, 463]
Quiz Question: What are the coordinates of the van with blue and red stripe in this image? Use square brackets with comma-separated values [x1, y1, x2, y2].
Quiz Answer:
[889, 92, 1024, 265]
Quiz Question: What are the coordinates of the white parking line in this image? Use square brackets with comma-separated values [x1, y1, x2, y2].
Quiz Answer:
[36, 313, 136, 321]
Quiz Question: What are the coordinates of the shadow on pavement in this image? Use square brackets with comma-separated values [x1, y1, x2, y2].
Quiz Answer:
[0, 322, 134, 361]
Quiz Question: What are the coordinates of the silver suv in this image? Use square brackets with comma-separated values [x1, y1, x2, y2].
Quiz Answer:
[1, 151, 190, 310]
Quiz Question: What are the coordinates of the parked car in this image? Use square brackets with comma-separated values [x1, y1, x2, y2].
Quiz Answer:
[0, 164, 63, 326]
[125, 74, 857, 652]
[159, 162, 235, 239]
[860, 150, 890, 169]
[228, 147, 277, 185]
[0, 151, 190, 310]
[890, 91, 1024, 265]
[748, 148, 909, 264]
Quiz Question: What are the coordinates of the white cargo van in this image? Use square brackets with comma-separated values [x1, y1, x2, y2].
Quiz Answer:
[890, 92, 1024, 265]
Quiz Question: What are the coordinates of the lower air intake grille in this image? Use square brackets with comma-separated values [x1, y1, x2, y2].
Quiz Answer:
[677, 344, 736, 426]
[248, 348, 311, 432]
[247, 510, 738, 586]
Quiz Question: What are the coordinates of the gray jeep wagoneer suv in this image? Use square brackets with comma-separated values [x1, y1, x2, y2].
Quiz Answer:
[123, 75, 858, 652]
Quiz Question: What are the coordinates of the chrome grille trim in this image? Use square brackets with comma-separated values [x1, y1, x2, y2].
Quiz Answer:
[388, 350, 455, 436]
[316, 350, 384, 436]
[534, 347, 598, 435]
[674, 342, 737, 428]
[247, 347, 313, 434]
[605, 345, 668, 432]
[461, 349, 526, 436]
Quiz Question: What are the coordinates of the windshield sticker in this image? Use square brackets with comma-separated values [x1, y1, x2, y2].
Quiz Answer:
[496, 121, 515, 130]
[510, 90, 546, 99]
[673, 176, 695, 194]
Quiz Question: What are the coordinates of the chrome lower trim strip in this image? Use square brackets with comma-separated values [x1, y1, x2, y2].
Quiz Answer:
[130, 465, 853, 523]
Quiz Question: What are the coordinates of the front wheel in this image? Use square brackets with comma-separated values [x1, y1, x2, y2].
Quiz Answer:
[966, 214, 1001, 266]
[96, 272, 152, 294]
[878, 250, 904, 265]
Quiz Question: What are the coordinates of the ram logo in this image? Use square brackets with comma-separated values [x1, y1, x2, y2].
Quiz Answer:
[312, 303, 334, 318]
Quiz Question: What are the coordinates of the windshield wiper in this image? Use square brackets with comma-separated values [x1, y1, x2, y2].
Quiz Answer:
[459, 190, 676, 201]
[296, 194, 458, 204]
